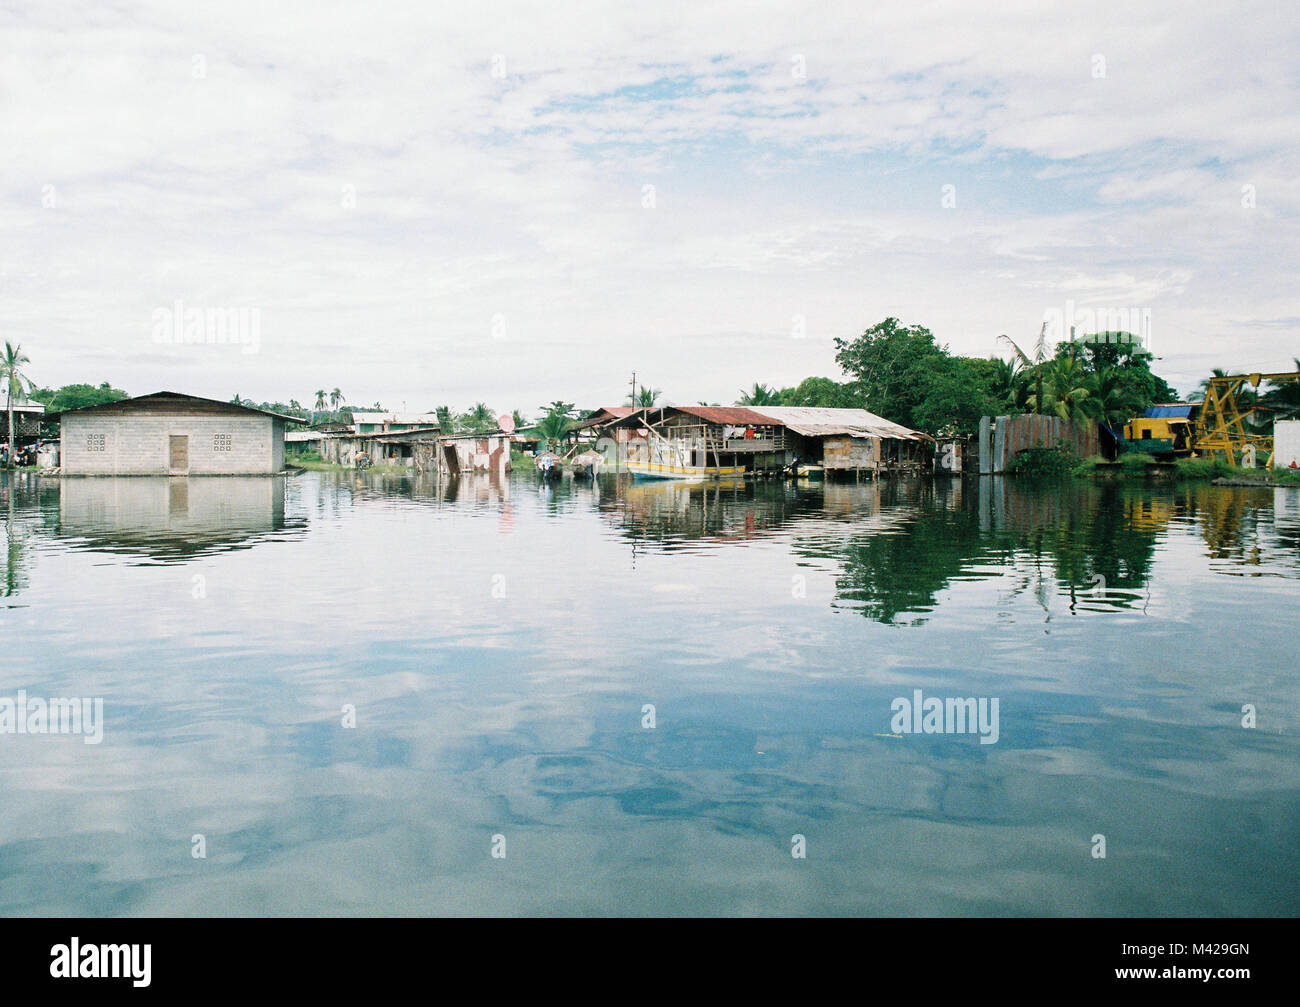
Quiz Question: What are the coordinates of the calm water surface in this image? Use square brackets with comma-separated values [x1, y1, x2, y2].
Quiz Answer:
[2, 471, 1297, 916]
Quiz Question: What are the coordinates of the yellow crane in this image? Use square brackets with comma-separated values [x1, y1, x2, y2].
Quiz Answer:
[1193, 371, 1300, 466]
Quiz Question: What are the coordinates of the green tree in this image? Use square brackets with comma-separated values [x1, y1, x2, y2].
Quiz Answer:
[910, 356, 1001, 435]
[1262, 361, 1300, 421]
[773, 376, 858, 407]
[999, 326, 1051, 415]
[330, 388, 345, 418]
[1038, 348, 1094, 423]
[1085, 358, 1143, 429]
[30, 382, 128, 413]
[460, 402, 495, 432]
[313, 390, 327, 424]
[834, 318, 954, 430]
[536, 401, 576, 448]
[627, 386, 661, 407]
[2, 342, 35, 466]
[435, 405, 454, 431]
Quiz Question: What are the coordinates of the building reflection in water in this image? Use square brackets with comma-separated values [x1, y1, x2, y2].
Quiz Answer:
[55, 475, 304, 562]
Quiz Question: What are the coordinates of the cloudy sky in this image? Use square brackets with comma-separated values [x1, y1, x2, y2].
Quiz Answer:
[2, 1, 1297, 415]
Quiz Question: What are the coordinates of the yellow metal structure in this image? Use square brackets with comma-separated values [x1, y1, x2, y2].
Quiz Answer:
[1193, 372, 1299, 466]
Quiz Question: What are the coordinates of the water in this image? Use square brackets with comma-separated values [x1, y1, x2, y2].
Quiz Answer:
[2, 471, 1297, 916]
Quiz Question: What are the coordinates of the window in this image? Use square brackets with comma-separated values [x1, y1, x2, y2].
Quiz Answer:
[1141, 429, 1152, 440]
[87, 433, 106, 452]
[213, 433, 233, 452]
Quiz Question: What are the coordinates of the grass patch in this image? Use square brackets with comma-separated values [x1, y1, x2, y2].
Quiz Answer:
[1070, 452, 1300, 483]
[286, 450, 351, 471]
[1174, 457, 1237, 481]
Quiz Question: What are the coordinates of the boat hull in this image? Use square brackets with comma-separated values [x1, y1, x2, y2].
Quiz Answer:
[626, 461, 747, 480]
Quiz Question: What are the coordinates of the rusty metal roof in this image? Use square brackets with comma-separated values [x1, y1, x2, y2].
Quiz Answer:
[651, 405, 778, 426]
[570, 406, 639, 430]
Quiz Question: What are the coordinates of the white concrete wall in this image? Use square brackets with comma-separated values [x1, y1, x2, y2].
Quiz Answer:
[1274, 420, 1300, 469]
[62, 412, 280, 475]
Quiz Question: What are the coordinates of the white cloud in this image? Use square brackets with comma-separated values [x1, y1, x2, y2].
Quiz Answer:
[1, 0, 1297, 411]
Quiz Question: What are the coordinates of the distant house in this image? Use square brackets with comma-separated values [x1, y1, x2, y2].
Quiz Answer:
[54, 391, 295, 475]
[5, 397, 45, 447]
[319, 427, 441, 468]
[598, 405, 931, 478]
[348, 411, 440, 435]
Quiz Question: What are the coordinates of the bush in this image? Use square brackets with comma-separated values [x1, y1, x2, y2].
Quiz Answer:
[1007, 440, 1077, 478]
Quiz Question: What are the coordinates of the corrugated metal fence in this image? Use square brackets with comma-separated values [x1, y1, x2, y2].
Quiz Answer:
[978, 415, 1099, 474]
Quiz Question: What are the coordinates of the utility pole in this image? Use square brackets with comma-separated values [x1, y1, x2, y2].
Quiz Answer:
[630, 371, 637, 408]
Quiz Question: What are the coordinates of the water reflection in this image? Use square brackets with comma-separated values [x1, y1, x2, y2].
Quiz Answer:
[1, 470, 1297, 916]
[54, 476, 305, 563]
[1, 473, 55, 600]
[595, 475, 1300, 624]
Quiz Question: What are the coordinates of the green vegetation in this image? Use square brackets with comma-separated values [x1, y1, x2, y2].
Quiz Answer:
[1006, 441, 1078, 478]
[30, 381, 130, 413]
[535, 401, 576, 448]
[737, 382, 779, 406]
[732, 317, 1178, 439]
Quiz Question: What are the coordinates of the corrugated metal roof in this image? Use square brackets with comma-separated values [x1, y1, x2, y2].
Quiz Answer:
[601, 404, 928, 439]
[669, 406, 780, 426]
[352, 411, 441, 425]
[1143, 404, 1196, 418]
[48, 391, 302, 424]
[747, 406, 930, 440]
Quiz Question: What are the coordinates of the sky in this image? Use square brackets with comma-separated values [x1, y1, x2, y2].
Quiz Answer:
[2, 1, 1298, 416]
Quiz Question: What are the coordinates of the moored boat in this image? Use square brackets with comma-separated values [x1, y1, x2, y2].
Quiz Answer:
[626, 460, 747, 480]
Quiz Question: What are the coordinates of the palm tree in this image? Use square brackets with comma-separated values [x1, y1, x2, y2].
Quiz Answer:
[461, 402, 494, 432]
[737, 382, 777, 406]
[2, 342, 35, 468]
[435, 405, 454, 431]
[1040, 350, 1094, 423]
[1262, 360, 1300, 421]
[999, 325, 1050, 415]
[313, 389, 327, 424]
[1195, 368, 1230, 401]
[987, 357, 1024, 412]
[627, 386, 661, 407]
[1086, 359, 1140, 430]
[330, 388, 344, 418]
[536, 402, 575, 448]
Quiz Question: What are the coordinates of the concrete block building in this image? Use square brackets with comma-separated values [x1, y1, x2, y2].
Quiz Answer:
[55, 392, 293, 475]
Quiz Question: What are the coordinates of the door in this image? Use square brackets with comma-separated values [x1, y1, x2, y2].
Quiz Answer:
[169, 435, 189, 473]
